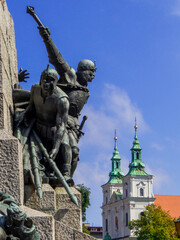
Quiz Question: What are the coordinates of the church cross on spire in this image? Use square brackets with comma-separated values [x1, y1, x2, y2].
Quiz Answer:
[134, 117, 138, 140]
[107, 130, 124, 184]
[114, 129, 117, 151]
[127, 121, 150, 176]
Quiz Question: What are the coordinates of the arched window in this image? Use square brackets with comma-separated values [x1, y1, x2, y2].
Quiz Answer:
[140, 211, 145, 219]
[137, 152, 139, 159]
[140, 188, 144, 196]
[106, 197, 108, 204]
[106, 219, 108, 232]
[116, 162, 119, 168]
[126, 189, 128, 197]
[115, 216, 118, 231]
[126, 213, 128, 226]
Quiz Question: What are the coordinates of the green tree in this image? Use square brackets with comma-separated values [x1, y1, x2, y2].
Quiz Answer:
[82, 224, 90, 235]
[128, 204, 178, 240]
[77, 184, 91, 222]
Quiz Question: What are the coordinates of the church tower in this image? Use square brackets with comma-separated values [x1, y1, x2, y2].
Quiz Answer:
[121, 122, 155, 238]
[101, 123, 155, 240]
[101, 135, 124, 238]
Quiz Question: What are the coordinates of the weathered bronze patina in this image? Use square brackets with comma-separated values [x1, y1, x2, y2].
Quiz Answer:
[14, 66, 78, 206]
[0, 192, 40, 240]
[13, 7, 96, 206]
[27, 6, 97, 179]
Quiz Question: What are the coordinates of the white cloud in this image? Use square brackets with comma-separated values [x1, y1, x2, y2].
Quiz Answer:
[74, 161, 108, 187]
[102, 84, 148, 132]
[74, 152, 129, 188]
[146, 165, 171, 193]
[79, 84, 149, 150]
[74, 152, 110, 186]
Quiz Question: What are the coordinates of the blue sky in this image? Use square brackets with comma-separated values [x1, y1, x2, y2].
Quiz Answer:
[6, 0, 180, 226]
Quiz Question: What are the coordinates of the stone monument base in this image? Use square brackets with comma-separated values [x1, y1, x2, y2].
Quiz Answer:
[24, 184, 82, 231]
[24, 184, 97, 239]
[20, 205, 55, 240]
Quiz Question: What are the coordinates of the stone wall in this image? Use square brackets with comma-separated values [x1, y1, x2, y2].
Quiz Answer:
[25, 185, 82, 232]
[0, 0, 18, 132]
[55, 222, 97, 240]
[0, 0, 23, 205]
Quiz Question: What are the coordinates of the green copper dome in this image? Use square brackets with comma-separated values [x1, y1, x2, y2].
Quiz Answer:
[107, 135, 124, 184]
[104, 232, 111, 240]
[127, 123, 150, 176]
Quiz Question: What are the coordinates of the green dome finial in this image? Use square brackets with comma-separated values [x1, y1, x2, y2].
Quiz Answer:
[132, 117, 140, 148]
[126, 120, 150, 176]
[107, 131, 124, 184]
[134, 117, 138, 140]
[114, 129, 117, 151]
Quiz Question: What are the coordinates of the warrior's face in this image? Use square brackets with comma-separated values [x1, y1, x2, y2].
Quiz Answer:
[40, 67, 58, 95]
[41, 75, 57, 94]
[77, 59, 96, 86]
[86, 69, 95, 82]
[77, 69, 95, 86]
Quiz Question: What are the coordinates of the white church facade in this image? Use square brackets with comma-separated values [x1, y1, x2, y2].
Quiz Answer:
[101, 124, 155, 240]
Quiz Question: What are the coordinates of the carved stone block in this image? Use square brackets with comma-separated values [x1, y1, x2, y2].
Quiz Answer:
[55, 187, 81, 209]
[21, 205, 55, 240]
[0, 130, 24, 205]
[25, 184, 56, 214]
[55, 222, 97, 240]
[0, 0, 18, 133]
[55, 187, 82, 231]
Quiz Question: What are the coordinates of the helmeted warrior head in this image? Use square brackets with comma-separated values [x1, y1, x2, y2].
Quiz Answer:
[76, 60, 97, 86]
[77, 59, 97, 72]
[40, 65, 59, 85]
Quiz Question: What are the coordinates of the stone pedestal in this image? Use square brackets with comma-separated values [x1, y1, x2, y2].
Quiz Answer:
[25, 184, 56, 215]
[0, 0, 18, 133]
[55, 187, 82, 231]
[0, 0, 24, 205]
[24, 185, 82, 232]
[0, 130, 24, 204]
[20, 205, 55, 240]
[55, 222, 96, 240]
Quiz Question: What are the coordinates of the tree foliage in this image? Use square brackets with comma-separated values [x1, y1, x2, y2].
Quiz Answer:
[128, 204, 178, 240]
[82, 224, 90, 235]
[77, 184, 91, 222]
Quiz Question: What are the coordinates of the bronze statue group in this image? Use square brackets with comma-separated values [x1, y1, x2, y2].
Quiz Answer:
[0, 6, 97, 240]
[14, 7, 97, 201]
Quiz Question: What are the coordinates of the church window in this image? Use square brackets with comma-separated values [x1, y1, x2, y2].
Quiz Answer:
[116, 162, 119, 168]
[126, 189, 128, 197]
[126, 213, 128, 226]
[106, 197, 108, 204]
[140, 211, 145, 219]
[137, 152, 139, 159]
[115, 216, 118, 231]
[105, 219, 108, 232]
[140, 188, 144, 196]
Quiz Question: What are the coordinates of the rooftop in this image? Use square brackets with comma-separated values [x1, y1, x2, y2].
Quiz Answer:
[154, 194, 180, 219]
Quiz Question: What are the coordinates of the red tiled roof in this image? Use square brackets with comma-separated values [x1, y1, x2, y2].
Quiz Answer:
[154, 195, 180, 219]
